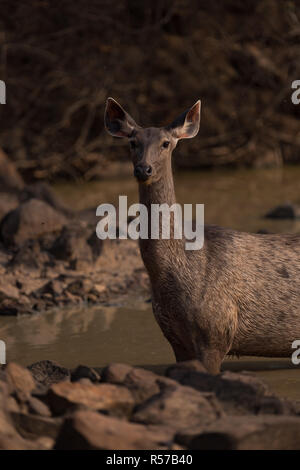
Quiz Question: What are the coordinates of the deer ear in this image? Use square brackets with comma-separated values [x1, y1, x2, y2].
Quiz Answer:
[104, 98, 138, 138]
[167, 100, 201, 139]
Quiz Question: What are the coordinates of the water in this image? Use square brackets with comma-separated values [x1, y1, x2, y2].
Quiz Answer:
[1, 166, 300, 400]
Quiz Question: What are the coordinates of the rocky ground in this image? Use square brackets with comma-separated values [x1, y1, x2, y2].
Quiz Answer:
[0, 359, 299, 450]
[0, 149, 149, 316]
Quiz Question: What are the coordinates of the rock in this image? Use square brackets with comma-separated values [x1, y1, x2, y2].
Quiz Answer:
[71, 365, 101, 383]
[69, 258, 91, 272]
[6, 395, 20, 413]
[0, 149, 24, 192]
[92, 283, 107, 295]
[101, 363, 133, 384]
[8, 240, 48, 270]
[5, 363, 35, 401]
[35, 436, 55, 449]
[166, 366, 284, 415]
[40, 279, 64, 297]
[0, 199, 67, 247]
[10, 412, 62, 441]
[87, 231, 103, 261]
[265, 203, 300, 219]
[133, 383, 221, 432]
[66, 278, 93, 296]
[180, 415, 300, 450]
[47, 382, 135, 417]
[55, 410, 174, 450]
[0, 381, 18, 436]
[19, 182, 73, 217]
[102, 363, 175, 403]
[0, 381, 41, 450]
[0, 192, 19, 221]
[0, 432, 45, 450]
[0, 283, 19, 301]
[50, 224, 93, 262]
[27, 396, 52, 417]
[28, 360, 70, 387]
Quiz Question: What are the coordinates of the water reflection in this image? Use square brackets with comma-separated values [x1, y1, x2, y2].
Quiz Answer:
[0, 303, 299, 401]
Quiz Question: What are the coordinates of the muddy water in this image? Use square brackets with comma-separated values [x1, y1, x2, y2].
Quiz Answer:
[1, 166, 300, 400]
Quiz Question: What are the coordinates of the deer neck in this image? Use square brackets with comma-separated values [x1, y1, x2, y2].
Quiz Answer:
[138, 159, 186, 276]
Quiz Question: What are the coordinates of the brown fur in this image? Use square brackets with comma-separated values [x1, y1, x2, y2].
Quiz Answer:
[105, 98, 300, 374]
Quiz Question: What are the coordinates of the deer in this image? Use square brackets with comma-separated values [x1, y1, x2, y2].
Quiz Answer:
[104, 97, 300, 374]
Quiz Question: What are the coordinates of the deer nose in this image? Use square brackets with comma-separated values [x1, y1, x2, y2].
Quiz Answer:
[134, 165, 152, 181]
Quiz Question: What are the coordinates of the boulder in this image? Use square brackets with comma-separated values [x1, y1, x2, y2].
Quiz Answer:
[5, 363, 35, 402]
[0, 199, 67, 246]
[133, 382, 221, 432]
[265, 203, 300, 219]
[27, 396, 52, 417]
[50, 224, 93, 263]
[55, 410, 174, 450]
[71, 365, 101, 383]
[166, 365, 291, 415]
[19, 182, 73, 217]
[28, 360, 70, 387]
[11, 412, 62, 442]
[0, 380, 43, 450]
[47, 381, 135, 417]
[179, 415, 300, 450]
[102, 363, 176, 403]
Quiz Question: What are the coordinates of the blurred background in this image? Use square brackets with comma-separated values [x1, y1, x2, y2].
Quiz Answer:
[0, 0, 300, 182]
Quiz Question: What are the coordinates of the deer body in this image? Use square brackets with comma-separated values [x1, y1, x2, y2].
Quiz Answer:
[105, 98, 300, 373]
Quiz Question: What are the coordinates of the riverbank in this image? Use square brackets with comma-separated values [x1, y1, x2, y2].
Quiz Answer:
[0, 232, 149, 316]
[0, 359, 300, 450]
[0, 152, 149, 315]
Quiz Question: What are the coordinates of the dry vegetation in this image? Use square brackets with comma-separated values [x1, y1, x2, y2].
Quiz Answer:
[0, 0, 300, 182]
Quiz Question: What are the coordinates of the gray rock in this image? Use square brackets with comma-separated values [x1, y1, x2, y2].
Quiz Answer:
[28, 360, 70, 387]
[166, 365, 290, 415]
[133, 382, 222, 432]
[265, 203, 300, 219]
[0, 199, 67, 246]
[71, 365, 101, 383]
[50, 224, 93, 262]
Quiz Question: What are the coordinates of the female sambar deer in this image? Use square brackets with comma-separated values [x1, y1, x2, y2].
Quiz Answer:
[104, 97, 300, 374]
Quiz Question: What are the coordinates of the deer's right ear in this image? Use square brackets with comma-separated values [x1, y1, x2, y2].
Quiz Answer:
[104, 98, 138, 138]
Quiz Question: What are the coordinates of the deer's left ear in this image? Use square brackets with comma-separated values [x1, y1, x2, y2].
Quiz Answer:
[166, 100, 201, 139]
[104, 97, 139, 138]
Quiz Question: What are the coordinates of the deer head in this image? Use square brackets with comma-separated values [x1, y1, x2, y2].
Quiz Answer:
[104, 97, 201, 184]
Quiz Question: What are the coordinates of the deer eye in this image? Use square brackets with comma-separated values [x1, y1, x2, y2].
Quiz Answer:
[162, 140, 170, 149]
[130, 140, 137, 149]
